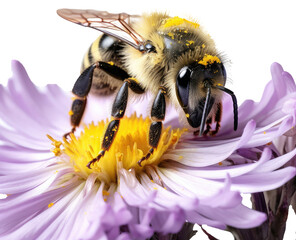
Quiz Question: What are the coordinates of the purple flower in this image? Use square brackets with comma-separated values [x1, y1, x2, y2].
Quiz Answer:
[0, 61, 295, 240]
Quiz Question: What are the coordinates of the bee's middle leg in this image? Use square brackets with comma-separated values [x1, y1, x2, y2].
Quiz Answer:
[87, 78, 145, 169]
[138, 87, 167, 166]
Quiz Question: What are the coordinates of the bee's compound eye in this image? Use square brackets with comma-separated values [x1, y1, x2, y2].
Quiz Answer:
[145, 43, 156, 53]
[176, 66, 191, 108]
[221, 63, 226, 79]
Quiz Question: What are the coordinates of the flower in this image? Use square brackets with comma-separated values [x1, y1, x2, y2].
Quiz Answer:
[227, 63, 296, 239]
[0, 61, 295, 240]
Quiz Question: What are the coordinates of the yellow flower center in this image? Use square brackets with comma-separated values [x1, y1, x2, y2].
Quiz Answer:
[49, 114, 184, 183]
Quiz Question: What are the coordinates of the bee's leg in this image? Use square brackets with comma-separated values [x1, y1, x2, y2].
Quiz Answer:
[87, 78, 145, 169]
[210, 102, 222, 136]
[64, 64, 97, 138]
[203, 118, 213, 136]
[138, 87, 166, 167]
[64, 61, 131, 138]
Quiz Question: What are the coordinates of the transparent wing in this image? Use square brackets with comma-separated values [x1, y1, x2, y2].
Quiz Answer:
[57, 8, 144, 49]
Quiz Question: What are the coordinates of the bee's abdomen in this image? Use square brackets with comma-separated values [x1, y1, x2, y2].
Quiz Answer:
[81, 36, 101, 71]
[99, 34, 124, 60]
[81, 34, 126, 95]
[81, 34, 124, 71]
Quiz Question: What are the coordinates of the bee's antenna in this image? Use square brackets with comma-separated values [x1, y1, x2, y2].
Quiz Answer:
[199, 86, 212, 136]
[214, 85, 238, 131]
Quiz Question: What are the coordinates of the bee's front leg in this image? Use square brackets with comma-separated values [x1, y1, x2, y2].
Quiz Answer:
[209, 102, 222, 136]
[194, 102, 222, 136]
[138, 87, 167, 166]
[87, 78, 145, 169]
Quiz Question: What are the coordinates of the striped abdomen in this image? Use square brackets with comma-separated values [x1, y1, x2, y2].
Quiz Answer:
[81, 34, 126, 95]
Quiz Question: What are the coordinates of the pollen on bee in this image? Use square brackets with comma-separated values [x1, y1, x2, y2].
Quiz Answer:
[186, 40, 195, 46]
[185, 113, 190, 118]
[163, 16, 200, 29]
[198, 54, 221, 66]
[167, 32, 174, 39]
[68, 110, 74, 116]
[129, 77, 139, 83]
[107, 61, 114, 65]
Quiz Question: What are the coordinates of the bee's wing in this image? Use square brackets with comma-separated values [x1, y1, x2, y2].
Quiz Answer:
[57, 9, 144, 50]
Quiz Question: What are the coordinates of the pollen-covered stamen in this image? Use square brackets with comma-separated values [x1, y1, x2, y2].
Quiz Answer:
[47, 134, 62, 156]
[48, 114, 184, 183]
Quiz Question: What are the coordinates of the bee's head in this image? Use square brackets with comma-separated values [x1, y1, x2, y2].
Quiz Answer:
[175, 60, 237, 134]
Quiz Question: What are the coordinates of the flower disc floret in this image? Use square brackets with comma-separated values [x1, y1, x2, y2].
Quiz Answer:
[51, 114, 183, 183]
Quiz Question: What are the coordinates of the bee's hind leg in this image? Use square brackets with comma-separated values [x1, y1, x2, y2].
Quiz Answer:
[64, 61, 133, 139]
[138, 87, 167, 167]
[64, 64, 97, 139]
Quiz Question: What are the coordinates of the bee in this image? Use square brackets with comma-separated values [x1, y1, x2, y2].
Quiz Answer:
[57, 9, 238, 169]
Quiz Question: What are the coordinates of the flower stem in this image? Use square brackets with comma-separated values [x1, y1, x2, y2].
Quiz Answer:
[149, 222, 197, 240]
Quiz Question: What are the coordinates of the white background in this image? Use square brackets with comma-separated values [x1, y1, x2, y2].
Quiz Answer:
[0, 0, 295, 239]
